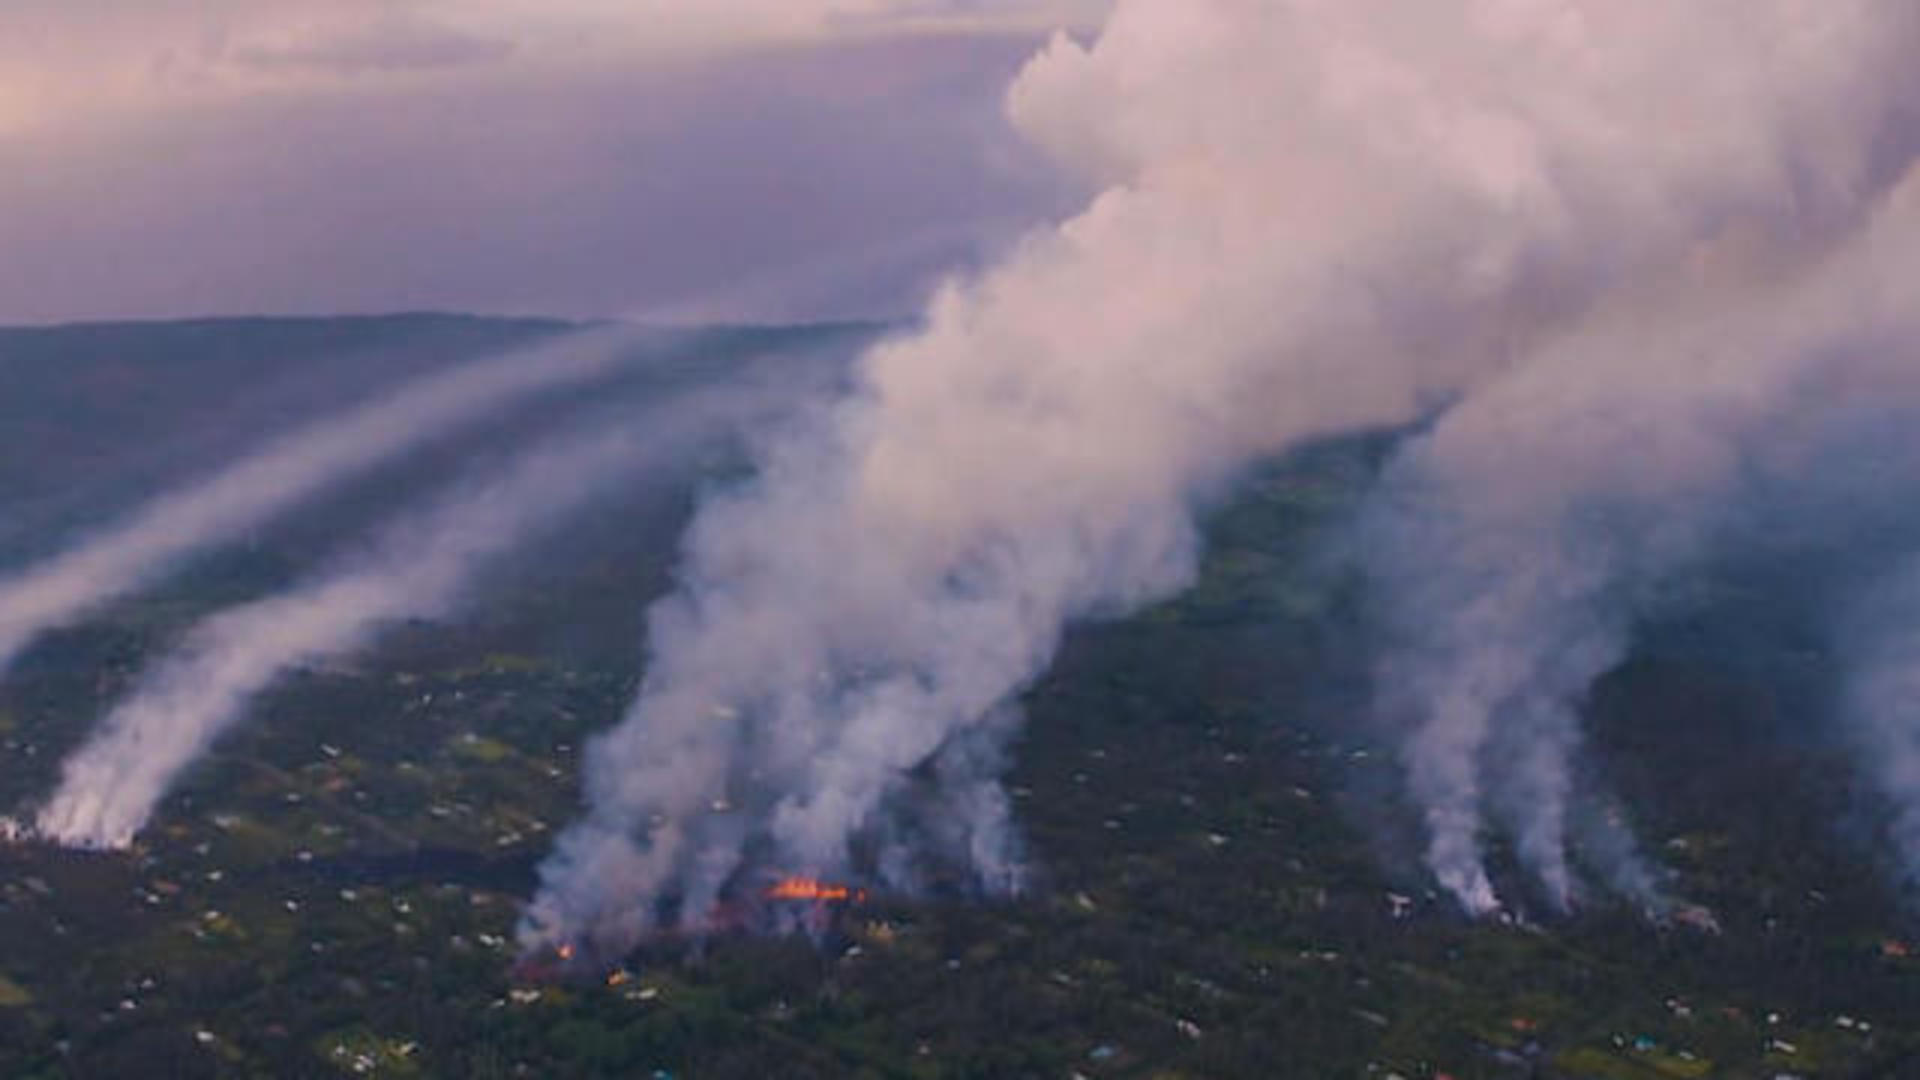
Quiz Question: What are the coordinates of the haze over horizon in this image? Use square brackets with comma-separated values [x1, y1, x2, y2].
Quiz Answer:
[0, 0, 1110, 327]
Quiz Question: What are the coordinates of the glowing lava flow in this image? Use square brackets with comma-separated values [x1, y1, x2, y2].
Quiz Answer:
[764, 876, 867, 904]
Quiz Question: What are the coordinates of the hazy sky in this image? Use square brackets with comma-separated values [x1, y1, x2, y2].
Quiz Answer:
[0, 1, 1109, 325]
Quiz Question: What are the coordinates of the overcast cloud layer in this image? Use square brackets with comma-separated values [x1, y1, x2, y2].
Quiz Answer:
[0, 2, 1107, 324]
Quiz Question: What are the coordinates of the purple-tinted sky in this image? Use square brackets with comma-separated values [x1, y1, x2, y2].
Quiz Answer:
[0, 2, 1107, 325]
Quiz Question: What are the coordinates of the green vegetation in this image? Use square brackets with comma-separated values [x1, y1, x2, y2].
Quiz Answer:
[0, 372, 1915, 1075]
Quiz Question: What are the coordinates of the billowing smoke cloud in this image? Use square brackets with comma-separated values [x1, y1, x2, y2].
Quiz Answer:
[524, 1, 1920, 954]
[1362, 168, 1920, 914]
[0, 327, 652, 676]
[34, 363, 818, 850]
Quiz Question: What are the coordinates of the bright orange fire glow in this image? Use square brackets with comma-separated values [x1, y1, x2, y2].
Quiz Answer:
[765, 876, 867, 903]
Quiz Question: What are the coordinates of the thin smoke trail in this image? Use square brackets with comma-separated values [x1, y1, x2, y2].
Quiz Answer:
[34, 361, 821, 850]
[1844, 560, 1920, 890]
[0, 325, 650, 676]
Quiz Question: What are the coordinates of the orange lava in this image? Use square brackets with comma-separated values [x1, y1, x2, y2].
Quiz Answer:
[765, 876, 867, 904]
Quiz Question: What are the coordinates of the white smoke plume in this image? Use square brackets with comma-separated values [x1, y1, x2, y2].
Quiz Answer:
[1361, 165, 1920, 915]
[524, 0, 1920, 954]
[1838, 529, 1920, 892]
[1843, 565, 1920, 889]
[0, 326, 651, 676]
[34, 365, 814, 850]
